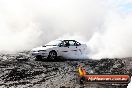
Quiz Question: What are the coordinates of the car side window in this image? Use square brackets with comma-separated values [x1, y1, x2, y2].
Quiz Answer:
[58, 41, 65, 47]
[62, 40, 81, 47]
[63, 41, 70, 47]
[69, 41, 76, 46]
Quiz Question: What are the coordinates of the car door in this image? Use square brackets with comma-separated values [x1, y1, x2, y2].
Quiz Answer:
[67, 40, 81, 58]
[68, 40, 78, 52]
[69, 40, 87, 59]
[57, 40, 84, 59]
[57, 40, 71, 58]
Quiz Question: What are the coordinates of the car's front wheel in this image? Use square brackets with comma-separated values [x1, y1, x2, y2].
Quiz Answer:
[48, 50, 57, 60]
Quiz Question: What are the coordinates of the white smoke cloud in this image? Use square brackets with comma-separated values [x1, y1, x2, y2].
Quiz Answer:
[0, 0, 132, 59]
[88, 10, 132, 59]
[0, 0, 106, 53]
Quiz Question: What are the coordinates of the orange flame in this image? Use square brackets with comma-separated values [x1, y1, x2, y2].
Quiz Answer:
[78, 66, 86, 76]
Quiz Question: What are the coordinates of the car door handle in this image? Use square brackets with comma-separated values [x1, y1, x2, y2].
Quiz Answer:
[62, 51, 68, 52]
[72, 50, 77, 51]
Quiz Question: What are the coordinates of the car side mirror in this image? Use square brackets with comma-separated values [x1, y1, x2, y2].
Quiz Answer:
[59, 43, 63, 47]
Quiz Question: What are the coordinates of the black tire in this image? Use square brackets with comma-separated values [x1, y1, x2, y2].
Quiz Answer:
[35, 55, 42, 61]
[48, 50, 57, 60]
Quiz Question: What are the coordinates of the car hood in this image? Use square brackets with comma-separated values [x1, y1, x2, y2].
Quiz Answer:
[31, 46, 56, 51]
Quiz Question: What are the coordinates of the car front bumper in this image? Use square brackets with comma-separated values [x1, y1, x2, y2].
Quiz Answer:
[31, 51, 49, 57]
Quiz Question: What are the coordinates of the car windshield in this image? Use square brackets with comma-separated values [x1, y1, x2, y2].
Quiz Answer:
[45, 40, 62, 46]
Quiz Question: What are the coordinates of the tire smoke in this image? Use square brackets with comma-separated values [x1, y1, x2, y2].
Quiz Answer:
[0, 0, 132, 59]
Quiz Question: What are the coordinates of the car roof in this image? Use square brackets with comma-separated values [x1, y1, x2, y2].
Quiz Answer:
[61, 40, 76, 41]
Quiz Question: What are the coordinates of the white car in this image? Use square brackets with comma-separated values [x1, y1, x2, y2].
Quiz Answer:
[31, 40, 88, 60]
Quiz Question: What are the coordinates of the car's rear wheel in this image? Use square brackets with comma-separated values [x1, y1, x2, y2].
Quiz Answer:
[35, 55, 42, 61]
[48, 50, 57, 60]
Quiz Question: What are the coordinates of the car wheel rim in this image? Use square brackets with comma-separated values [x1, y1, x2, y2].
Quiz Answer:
[50, 52, 56, 59]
